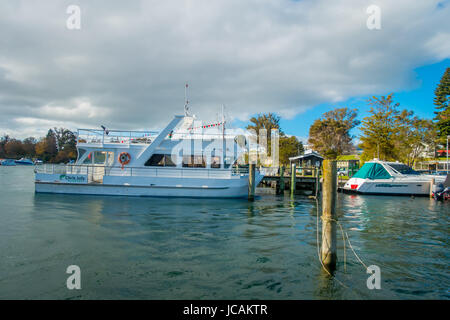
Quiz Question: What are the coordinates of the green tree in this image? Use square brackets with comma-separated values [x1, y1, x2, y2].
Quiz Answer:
[308, 107, 359, 159]
[359, 94, 435, 164]
[433, 67, 450, 145]
[279, 136, 304, 165]
[359, 94, 401, 161]
[53, 127, 77, 152]
[246, 113, 283, 135]
[246, 113, 284, 165]
[395, 113, 436, 166]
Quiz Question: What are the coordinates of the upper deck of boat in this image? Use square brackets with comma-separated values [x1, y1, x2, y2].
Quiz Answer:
[77, 128, 242, 148]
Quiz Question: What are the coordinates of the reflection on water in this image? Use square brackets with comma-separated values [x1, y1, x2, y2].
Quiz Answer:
[0, 167, 449, 299]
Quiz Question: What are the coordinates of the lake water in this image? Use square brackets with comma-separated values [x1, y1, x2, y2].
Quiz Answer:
[0, 166, 448, 299]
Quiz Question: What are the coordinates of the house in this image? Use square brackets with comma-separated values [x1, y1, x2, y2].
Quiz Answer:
[289, 150, 323, 168]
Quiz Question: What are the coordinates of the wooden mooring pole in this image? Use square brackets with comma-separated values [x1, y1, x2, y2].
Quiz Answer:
[277, 165, 285, 195]
[290, 163, 297, 195]
[321, 160, 337, 271]
[429, 177, 435, 198]
[248, 163, 256, 201]
[315, 167, 320, 198]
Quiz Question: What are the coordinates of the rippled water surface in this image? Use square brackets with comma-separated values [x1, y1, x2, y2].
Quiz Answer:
[0, 167, 449, 299]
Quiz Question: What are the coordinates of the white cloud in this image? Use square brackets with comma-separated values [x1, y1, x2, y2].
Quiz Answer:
[0, 0, 449, 138]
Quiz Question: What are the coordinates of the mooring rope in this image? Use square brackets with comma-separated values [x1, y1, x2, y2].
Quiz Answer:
[345, 231, 369, 270]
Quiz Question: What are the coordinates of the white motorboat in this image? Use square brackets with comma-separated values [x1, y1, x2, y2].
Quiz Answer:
[34, 115, 264, 198]
[343, 159, 448, 196]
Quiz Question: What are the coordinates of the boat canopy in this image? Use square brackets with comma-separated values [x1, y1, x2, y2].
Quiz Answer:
[352, 162, 392, 180]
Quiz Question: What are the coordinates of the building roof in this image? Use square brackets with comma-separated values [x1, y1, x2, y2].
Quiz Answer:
[289, 151, 324, 161]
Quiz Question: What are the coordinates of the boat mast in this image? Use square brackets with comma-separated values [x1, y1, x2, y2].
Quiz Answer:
[184, 83, 190, 116]
[222, 104, 226, 168]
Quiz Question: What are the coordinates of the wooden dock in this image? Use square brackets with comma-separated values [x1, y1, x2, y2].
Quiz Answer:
[260, 169, 348, 195]
[261, 175, 319, 194]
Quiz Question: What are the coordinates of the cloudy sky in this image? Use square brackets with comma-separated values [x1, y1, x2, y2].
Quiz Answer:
[0, 0, 449, 139]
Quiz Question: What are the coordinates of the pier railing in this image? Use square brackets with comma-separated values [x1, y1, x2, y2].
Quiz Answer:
[259, 166, 322, 177]
[35, 164, 250, 179]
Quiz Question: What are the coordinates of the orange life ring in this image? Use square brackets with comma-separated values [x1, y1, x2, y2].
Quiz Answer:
[118, 152, 131, 169]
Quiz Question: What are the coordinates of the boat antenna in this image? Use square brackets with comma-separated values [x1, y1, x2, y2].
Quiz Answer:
[222, 104, 225, 138]
[184, 82, 190, 116]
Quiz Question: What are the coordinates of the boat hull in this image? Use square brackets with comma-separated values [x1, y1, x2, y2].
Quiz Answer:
[35, 174, 264, 198]
[36, 182, 248, 198]
[343, 177, 439, 196]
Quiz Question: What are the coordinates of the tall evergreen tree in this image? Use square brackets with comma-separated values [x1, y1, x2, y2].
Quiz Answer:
[359, 94, 402, 161]
[433, 67, 450, 145]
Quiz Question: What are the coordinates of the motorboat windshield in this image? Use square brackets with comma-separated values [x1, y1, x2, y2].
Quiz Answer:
[386, 163, 420, 175]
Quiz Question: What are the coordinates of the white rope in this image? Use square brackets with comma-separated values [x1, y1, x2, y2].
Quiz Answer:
[345, 231, 369, 270]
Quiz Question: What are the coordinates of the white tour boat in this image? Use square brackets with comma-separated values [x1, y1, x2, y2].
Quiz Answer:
[343, 159, 447, 196]
[34, 115, 264, 198]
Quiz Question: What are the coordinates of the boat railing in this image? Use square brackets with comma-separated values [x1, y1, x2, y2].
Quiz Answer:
[35, 164, 249, 179]
[76, 129, 244, 146]
[77, 129, 160, 145]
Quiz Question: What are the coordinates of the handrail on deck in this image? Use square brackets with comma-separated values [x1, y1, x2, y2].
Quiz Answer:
[34, 163, 250, 178]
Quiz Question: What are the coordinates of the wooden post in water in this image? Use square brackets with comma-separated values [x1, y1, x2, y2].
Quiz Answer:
[278, 165, 285, 195]
[315, 167, 320, 198]
[248, 163, 256, 201]
[291, 163, 297, 195]
[321, 160, 337, 271]
[429, 178, 435, 198]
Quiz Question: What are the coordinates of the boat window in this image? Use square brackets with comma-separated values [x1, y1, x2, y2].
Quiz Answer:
[94, 151, 107, 165]
[182, 155, 206, 168]
[77, 149, 86, 162]
[211, 156, 221, 169]
[106, 152, 114, 166]
[164, 154, 177, 167]
[223, 157, 232, 169]
[388, 164, 419, 175]
[146, 154, 164, 166]
[145, 154, 177, 167]
[82, 152, 93, 164]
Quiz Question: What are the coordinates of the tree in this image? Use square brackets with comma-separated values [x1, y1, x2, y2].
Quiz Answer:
[359, 94, 401, 161]
[279, 136, 304, 165]
[0, 135, 10, 158]
[395, 110, 437, 166]
[37, 128, 77, 163]
[22, 137, 37, 157]
[35, 130, 58, 162]
[246, 113, 284, 165]
[53, 127, 77, 153]
[4, 139, 24, 158]
[404, 119, 436, 166]
[246, 113, 283, 136]
[433, 67, 450, 145]
[359, 94, 435, 164]
[308, 107, 359, 159]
